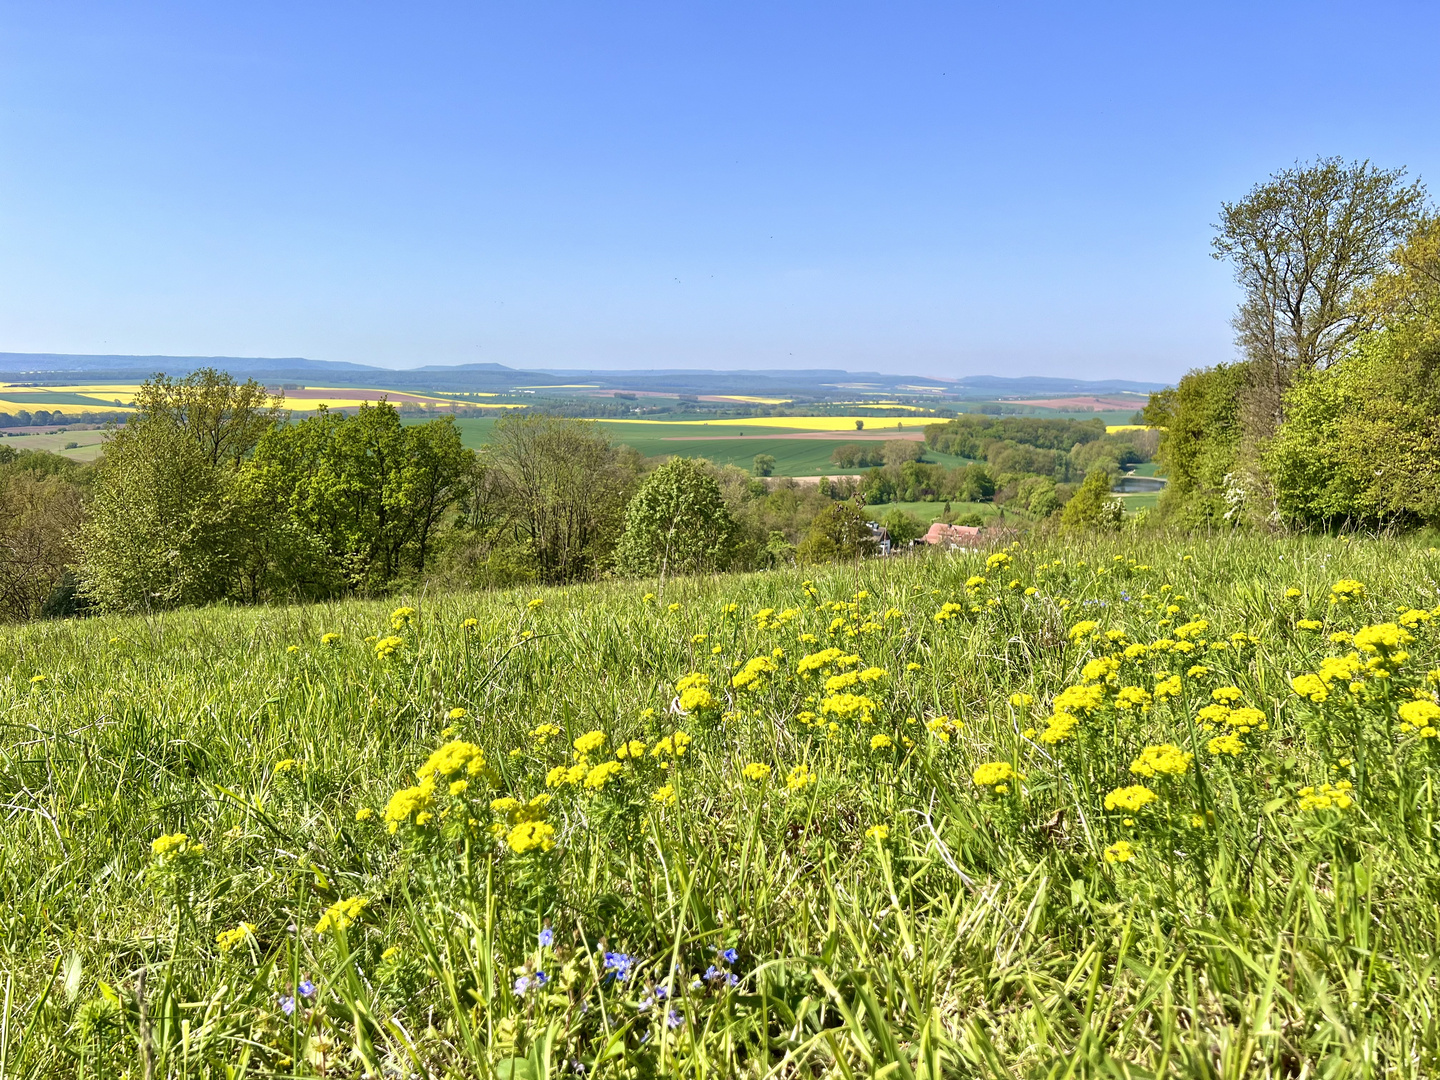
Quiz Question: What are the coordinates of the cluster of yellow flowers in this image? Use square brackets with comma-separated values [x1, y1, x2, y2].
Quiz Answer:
[972, 761, 1016, 795]
[1297, 781, 1354, 812]
[315, 896, 367, 934]
[676, 673, 718, 713]
[1128, 744, 1192, 778]
[1104, 785, 1158, 813]
[1398, 699, 1440, 737]
[215, 923, 256, 954]
[151, 832, 203, 863]
[731, 655, 778, 690]
[374, 635, 405, 658]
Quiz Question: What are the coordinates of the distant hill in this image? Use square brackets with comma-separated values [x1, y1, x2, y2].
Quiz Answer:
[0, 352, 1169, 399]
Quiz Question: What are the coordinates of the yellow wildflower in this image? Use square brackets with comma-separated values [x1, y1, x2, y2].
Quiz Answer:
[1297, 781, 1354, 812]
[785, 764, 816, 791]
[741, 762, 772, 782]
[676, 673, 718, 713]
[1053, 684, 1106, 714]
[1115, 686, 1152, 710]
[315, 896, 367, 934]
[1103, 840, 1135, 863]
[507, 820, 557, 853]
[1104, 785, 1158, 812]
[216, 923, 256, 954]
[1128, 744, 1192, 778]
[572, 730, 606, 755]
[150, 832, 200, 862]
[383, 781, 436, 832]
[1207, 734, 1245, 756]
[1329, 579, 1366, 604]
[584, 760, 624, 790]
[972, 761, 1016, 787]
[418, 741, 487, 780]
[1038, 712, 1080, 745]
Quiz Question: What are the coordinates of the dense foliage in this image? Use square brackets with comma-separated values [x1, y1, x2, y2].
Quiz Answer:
[1155, 160, 1439, 531]
[76, 371, 470, 610]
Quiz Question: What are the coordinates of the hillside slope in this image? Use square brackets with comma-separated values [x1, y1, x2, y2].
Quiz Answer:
[3, 535, 1437, 1075]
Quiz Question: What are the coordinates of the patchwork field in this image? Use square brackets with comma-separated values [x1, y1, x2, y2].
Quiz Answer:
[0, 427, 109, 460]
[435, 417, 967, 476]
[4, 535, 1440, 1076]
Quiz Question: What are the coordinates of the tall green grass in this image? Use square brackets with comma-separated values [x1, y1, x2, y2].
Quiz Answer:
[3, 532, 1440, 1077]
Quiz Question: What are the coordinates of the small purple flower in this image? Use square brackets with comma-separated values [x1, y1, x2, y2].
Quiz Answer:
[726, 972, 740, 988]
[297, 979, 316, 998]
[538, 926, 554, 948]
[654, 984, 669, 1000]
[720, 948, 738, 964]
[535, 970, 549, 987]
[704, 964, 722, 982]
[514, 974, 532, 995]
[278, 995, 295, 1016]
[603, 951, 635, 982]
[638, 995, 654, 1013]
[667, 1009, 685, 1029]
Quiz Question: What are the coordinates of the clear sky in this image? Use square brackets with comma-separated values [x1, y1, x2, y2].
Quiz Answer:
[1, 2, 1437, 380]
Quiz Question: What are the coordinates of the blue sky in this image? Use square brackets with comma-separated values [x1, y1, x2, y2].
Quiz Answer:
[1, 2, 1437, 380]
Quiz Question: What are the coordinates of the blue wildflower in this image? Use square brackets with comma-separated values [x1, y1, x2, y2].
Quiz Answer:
[297, 979, 316, 998]
[278, 995, 295, 1016]
[720, 948, 738, 964]
[514, 975, 531, 995]
[667, 1009, 685, 1029]
[535, 971, 549, 987]
[538, 926, 554, 948]
[603, 952, 635, 982]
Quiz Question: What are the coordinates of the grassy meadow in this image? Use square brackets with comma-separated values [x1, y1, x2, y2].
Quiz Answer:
[5, 534, 1440, 1077]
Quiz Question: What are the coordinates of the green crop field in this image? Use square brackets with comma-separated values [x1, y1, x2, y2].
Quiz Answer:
[0, 427, 109, 461]
[5, 534, 1440, 1076]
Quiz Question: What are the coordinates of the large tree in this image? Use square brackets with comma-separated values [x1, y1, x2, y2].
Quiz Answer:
[1266, 218, 1440, 529]
[0, 454, 86, 621]
[130, 367, 285, 467]
[77, 370, 292, 610]
[246, 402, 470, 592]
[467, 414, 639, 584]
[1212, 158, 1427, 436]
[613, 458, 735, 583]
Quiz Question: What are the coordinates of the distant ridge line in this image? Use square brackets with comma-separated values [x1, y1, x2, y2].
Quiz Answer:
[0, 352, 1169, 397]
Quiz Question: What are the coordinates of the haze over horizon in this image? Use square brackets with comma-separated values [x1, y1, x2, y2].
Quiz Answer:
[2, 2, 1437, 381]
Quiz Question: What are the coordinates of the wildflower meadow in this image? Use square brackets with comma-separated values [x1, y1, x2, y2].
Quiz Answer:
[5, 534, 1440, 1077]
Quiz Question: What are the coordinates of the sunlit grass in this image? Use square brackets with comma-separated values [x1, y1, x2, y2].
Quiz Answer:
[4, 532, 1440, 1076]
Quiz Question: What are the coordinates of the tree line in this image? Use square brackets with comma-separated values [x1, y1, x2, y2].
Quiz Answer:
[0, 371, 917, 621]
